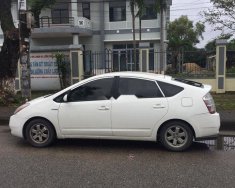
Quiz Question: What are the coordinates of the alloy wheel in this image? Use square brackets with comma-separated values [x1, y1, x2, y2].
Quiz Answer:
[29, 123, 49, 144]
[164, 125, 188, 148]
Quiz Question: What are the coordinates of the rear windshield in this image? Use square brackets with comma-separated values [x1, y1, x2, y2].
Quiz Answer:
[157, 81, 184, 97]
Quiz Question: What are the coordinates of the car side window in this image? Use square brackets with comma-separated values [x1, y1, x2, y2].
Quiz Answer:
[157, 81, 184, 97]
[119, 78, 163, 98]
[68, 78, 113, 102]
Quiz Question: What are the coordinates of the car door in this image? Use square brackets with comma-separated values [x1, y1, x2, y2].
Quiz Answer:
[58, 77, 113, 137]
[111, 77, 168, 137]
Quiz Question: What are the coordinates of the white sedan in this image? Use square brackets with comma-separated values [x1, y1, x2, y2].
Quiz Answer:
[10, 72, 220, 151]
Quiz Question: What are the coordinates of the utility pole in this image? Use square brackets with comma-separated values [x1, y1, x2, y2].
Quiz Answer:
[18, 0, 31, 100]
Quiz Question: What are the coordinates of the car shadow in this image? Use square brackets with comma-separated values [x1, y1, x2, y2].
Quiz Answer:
[50, 138, 212, 152]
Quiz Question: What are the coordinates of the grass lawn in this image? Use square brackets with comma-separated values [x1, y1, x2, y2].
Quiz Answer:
[212, 93, 235, 111]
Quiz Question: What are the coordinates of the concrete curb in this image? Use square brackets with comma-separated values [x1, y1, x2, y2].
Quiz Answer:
[0, 119, 9, 125]
[0, 106, 15, 125]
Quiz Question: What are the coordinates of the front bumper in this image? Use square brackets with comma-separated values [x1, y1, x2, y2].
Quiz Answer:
[9, 115, 27, 138]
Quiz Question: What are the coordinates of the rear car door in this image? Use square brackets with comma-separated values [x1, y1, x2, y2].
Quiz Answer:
[111, 77, 168, 137]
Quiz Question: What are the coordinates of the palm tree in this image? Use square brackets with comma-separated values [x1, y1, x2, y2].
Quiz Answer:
[130, 0, 145, 71]
[155, 0, 167, 73]
[130, 0, 137, 70]
[136, 0, 145, 41]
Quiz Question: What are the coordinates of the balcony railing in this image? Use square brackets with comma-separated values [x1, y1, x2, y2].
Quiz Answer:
[40, 16, 74, 27]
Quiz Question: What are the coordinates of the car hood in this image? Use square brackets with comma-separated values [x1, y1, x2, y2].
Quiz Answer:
[29, 94, 52, 104]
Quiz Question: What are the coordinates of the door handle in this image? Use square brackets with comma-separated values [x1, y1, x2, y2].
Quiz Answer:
[153, 104, 165, 109]
[98, 106, 109, 110]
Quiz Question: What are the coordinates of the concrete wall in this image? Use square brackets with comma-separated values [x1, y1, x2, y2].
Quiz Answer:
[31, 37, 73, 46]
[226, 78, 235, 92]
[80, 35, 103, 51]
[190, 79, 217, 92]
[91, 0, 102, 30]
[188, 78, 235, 92]
[105, 31, 160, 42]
[30, 52, 69, 90]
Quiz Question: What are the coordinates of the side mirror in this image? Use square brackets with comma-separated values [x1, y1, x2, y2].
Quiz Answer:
[63, 94, 68, 102]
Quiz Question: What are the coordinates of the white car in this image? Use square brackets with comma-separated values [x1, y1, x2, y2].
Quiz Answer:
[10, 72, 220, 151]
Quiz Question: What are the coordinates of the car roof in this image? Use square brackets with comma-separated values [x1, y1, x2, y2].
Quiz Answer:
[91, 72, 172, 81]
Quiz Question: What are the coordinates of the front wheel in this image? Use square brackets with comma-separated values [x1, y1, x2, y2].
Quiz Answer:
[25, 119, 55, 147]
[160, 121, 193, 151]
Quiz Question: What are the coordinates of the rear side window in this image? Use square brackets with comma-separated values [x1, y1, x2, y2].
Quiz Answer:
[119, 78, 163, 98]
[157, 81, 184, 97]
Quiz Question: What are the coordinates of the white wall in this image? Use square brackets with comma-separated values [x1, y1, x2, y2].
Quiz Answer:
[30, 52, 70, 90]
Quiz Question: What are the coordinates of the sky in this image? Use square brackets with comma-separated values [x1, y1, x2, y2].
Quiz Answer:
[170, 0, 222, 48]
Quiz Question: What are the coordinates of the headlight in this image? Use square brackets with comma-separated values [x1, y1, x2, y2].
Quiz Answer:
[14, 103, 30, 114]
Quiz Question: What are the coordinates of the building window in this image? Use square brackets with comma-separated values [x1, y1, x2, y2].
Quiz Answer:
[51, 2, 69, 24]
[82, 3, 90, 19]
[109, 2, 126, 22]
[141, 0, 157, 20]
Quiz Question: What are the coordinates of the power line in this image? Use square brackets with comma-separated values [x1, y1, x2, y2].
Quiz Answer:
[170, 7, 210, 11]
[172, 2, 211, 7]
[46, 0, 211, 11]
[46, 6, 210, 13]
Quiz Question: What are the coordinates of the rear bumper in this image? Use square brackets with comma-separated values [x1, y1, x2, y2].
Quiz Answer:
[191, 112, 220, 138]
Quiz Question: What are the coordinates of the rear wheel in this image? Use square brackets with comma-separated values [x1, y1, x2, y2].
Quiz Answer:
[160, 121, 193, 151]
[25, 119, 55, 147]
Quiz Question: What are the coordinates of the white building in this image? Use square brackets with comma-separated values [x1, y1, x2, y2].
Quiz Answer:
[1, 0, 172, 90]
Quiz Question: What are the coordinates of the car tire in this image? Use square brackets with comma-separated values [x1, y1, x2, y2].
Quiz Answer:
[25, 119, 55, 147]
[160, 121, 193, 151]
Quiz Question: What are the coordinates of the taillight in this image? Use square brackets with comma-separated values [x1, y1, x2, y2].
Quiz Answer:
[203, 93, 216, 114]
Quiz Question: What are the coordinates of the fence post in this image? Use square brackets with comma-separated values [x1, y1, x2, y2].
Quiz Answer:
[216, 135, 224, 150]
[70, 49, 84, 84]
[139, 42, 150, 72]
[215, 39, 227, 93]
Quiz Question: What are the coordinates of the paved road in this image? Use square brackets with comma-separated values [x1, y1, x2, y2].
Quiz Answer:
[1, 126, 235, 188]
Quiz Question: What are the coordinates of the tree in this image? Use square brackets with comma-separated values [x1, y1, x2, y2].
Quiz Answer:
[205, 34, 233, 51]
[131, 0, 169, 72]
[167, 16, 205, 72]
[130, 0, 145, 70]
[135, 0, 145, 41]
[203, 0, 235, 33]
[155, 0, 167, 72]
[0, 0, 19, 104]
[0, 0, 56, 104]
[28, 0, 56, 27]
[55, 52, 69, 90]
[130, 0, 138, 71]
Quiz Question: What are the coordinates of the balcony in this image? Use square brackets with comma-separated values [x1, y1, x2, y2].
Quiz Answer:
[31, 16, 93, 38]
[39, 16, 74, 28]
